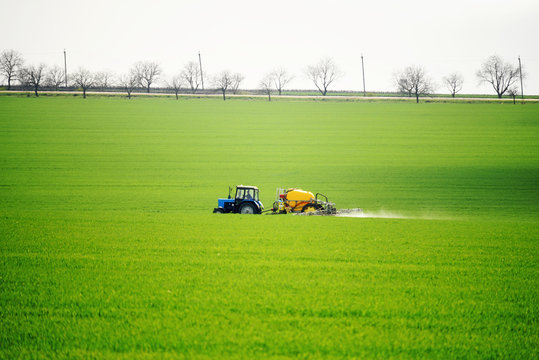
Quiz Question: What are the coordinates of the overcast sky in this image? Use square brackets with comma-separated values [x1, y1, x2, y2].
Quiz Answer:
[2, 0, 538, 94]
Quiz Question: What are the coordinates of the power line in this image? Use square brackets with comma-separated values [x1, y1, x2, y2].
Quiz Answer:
[361, 54, 366, 96]
[64, 49, 68, 88]
[198, 52, 204, 90]
[518, 56, 524, 103]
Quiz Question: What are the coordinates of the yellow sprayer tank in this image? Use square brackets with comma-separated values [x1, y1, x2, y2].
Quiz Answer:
[284, 188, 315, 211]
[273, 187, 337, 214]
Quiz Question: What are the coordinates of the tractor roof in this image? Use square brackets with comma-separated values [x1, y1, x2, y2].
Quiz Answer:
[237, 185, 259, 190]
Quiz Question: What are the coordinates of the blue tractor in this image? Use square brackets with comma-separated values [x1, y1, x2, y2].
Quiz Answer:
[213, 185, 264, 214]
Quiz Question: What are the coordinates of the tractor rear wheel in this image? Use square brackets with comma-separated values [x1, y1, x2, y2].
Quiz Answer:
[239, 203, 256, 214]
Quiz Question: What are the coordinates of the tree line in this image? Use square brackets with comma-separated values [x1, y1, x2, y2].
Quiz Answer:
[0, 49, 525, 102]
[395, 56, 523, 103]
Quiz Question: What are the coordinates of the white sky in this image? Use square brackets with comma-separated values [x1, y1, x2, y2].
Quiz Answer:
[2, 0, 539, 94]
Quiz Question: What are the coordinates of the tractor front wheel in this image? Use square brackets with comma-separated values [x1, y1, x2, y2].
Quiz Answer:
[213, 208, 225, 214]
[239, 203, 256, 214]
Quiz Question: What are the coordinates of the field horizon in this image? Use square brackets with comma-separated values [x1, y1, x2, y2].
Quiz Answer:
[2, 90, 539, 102]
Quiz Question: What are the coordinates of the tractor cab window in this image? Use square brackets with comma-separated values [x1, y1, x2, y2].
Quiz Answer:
[235, 188, 244, 200]
[236, 188, 259, 201]
[240, 189, 253, 200]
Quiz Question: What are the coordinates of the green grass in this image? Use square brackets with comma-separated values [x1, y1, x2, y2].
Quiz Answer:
[1, 97, 538, 358]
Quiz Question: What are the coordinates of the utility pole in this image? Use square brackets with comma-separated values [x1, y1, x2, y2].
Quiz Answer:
[63, 49, 68, 88]
[361, 54, 366, 96]
[198, 51, 204, 90]
[518, 56, 524, 103]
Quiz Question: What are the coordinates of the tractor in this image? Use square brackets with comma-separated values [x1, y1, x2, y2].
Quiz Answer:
[213, 185, 264, 214]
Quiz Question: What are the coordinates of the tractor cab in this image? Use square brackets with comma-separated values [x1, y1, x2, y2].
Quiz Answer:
[235, 186, 259, 202]
[213, 185, 264, 214]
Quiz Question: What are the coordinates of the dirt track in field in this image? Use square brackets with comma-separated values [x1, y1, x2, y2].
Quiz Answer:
[1, 90, 537, 102]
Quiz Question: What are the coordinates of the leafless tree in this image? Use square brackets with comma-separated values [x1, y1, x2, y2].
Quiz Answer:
[181, 61, 201, 94]
[71, 68, 95, 99]
[133, 61, 161, 93]
[119, 71, 138, 99]
[0, 49, 24, 90]
[94, 71, 114, 90]
[443, 73, 463, 98]
[19, 64, 46, 97]
[507, 87, 519, 104]
[167, 75, 184, 100]
[395, 73, 414, 97]
[395, 66, 434, 103]
[45, 65, 65, 91]
[260, 74, 274, 101]
[476, 55, 521, 98]
[271, 68, 293, 95]
[306, 58, 342, 96]
[213, 71, 233, 100]
[231, 73, 245, 95]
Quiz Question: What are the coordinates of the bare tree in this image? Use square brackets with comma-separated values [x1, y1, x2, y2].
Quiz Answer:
[271, 68, 293, 95]
[260, 74, 274, 101]
[45, 65, 64, 91]
[19, 64, 46, 97]
[119, 71, 138, 99]
[213, 71, 233, 100]
[167, 75, 184, 100]
[507, 87, 519, 104]
[395, 73, 414, 97]
[443, 73, 463, 98]
[71, 68, 95, 99]
[306, 58, 342, 96]
[0, 49, 24, 90]
[476, 55, 520, 98]
[133, 61, 161, 93]
[231, 73, 245, 95]
[94, 71, 114, 90]
[395, 66, 434, 103]
[181, 61, 201, 94]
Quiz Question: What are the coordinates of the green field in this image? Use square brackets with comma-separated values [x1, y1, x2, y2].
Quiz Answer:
[1, 96, 538, 358]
